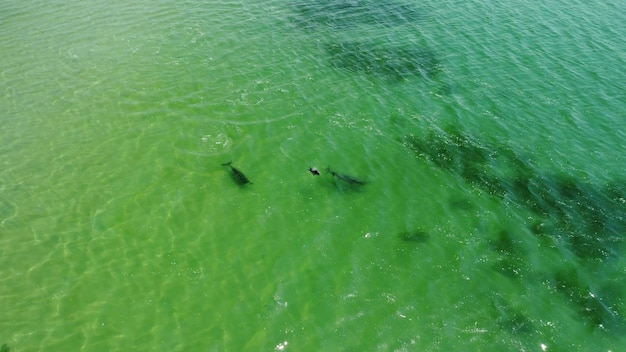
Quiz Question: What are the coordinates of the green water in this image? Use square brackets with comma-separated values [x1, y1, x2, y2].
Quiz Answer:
[2, 0, 625, 350]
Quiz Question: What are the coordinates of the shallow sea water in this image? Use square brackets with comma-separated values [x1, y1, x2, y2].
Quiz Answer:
[1, 0, 626, 351]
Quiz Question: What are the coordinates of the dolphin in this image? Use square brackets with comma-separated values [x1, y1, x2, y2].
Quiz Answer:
[222, 161, 252, 185]
[326, 167, 367, 185]
[308, 167, 321, 176]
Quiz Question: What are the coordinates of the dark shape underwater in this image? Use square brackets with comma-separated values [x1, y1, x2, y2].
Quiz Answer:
[325, 41, 441, 81]
[290, 0, 425, 30]
[399, 230, 430, 243]
[403, 127, 626, 260]
[326, 167, 367, 185]
[222, 161, 252, 185]
[403, 126, 626, 335]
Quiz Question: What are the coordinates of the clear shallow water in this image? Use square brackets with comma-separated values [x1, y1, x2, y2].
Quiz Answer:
[1, 0, 625, 350]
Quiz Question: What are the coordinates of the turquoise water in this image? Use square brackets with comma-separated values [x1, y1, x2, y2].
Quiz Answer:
[1, 0, 625, 350]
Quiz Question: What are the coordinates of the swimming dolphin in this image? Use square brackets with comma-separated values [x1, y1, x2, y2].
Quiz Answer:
[222, 161, 252, 185]
[308, 167, 321, 176]
[326, 167, 367, 185]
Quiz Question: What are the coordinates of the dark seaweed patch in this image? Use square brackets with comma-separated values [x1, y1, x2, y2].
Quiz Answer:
[325, 42, 441, 81]
[490, 230, 524, 255]
[415, 124, 626, 330]
[522, 175, 625, 260]
[528, 220, 560, 252]
[399, 230, 430, 243]
[569, 232, 612, 260]
[404, 128, 504, 195]
[290, 0, 425, 30]
[403, 128, 626, 261]
[492, 256, 527, 279]
[491, 296, 535, 334]
[551, 268, 625, 333]
[498, 311, 534, 334]
[448, 197, 475, 211]
[490, 231, 528, 279]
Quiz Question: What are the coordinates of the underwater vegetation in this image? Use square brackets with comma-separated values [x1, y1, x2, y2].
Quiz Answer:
[404, 128, 513, 197]
[549, 267, 625, 334]
[489, 230, 528, 279]
[1, 344, 9, 352]
[490, 295, 535, 334]
[288, 0, 440, 82]
[404, 127, 626, 333]
[398, 229, 430, 243]
[290, 0, 424, 30]
[325, 42, 441, 81]
[403, 127, 626, 261]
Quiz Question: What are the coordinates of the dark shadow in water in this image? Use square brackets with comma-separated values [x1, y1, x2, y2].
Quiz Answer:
[288, 1, 442, 84]
[325, 42, 441, 81]
[403, 127, 626, 334]
[398, 229, 430, 243]
[490, 230, 524, 255]
[403, 127, 626, 262]
[492, 255, 528, 280]
[550, 267, 625, 334]
[448, 197, 476, 211]
[491, 295, 535, 334]
[290, 0, 425, 30]
[1, 344, 10, 352]
[489, 230, 528, 279]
